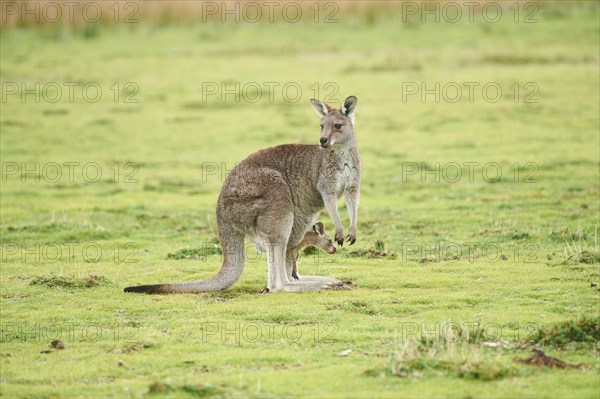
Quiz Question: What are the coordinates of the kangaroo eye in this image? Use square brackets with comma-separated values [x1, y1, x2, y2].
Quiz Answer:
[334, 123, 342, 129]
[320, 124, 324, 130]
[328, 240, 333, 244]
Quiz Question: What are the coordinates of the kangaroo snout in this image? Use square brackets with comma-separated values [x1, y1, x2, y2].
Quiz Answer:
[320, 137, 329, 147]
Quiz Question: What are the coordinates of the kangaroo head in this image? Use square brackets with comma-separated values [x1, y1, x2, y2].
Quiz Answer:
[312, 222, 337, 254]
[310, 96, 358, 149]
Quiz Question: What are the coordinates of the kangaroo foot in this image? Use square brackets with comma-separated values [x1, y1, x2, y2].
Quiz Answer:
[270, 280, 336, 292]
[298, 276, 341, 285]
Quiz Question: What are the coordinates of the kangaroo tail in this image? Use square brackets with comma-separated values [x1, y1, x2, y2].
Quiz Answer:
[124, 221, 245, 294]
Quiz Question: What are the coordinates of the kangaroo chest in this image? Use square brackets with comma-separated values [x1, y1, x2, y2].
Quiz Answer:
[336, 161, 355, 196]
[326, 149, 358, 197]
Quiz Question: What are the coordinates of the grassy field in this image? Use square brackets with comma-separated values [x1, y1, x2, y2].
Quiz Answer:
[1, 1, 599, 398]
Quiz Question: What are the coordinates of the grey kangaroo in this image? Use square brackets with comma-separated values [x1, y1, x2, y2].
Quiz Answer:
[124, 95, 361, 293]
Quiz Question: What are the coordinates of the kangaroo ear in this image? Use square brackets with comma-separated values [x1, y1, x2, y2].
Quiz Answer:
[310, 99, 331, 118]
[341, 95, 358, 121]
[313, 222, 325, 235]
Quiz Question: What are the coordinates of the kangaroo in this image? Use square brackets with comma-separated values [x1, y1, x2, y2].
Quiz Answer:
[124, 95, 361, 293]
[289, 222, 337, 280]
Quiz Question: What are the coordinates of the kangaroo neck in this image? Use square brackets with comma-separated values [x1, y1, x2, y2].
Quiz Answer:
[320, 140, 355, 164]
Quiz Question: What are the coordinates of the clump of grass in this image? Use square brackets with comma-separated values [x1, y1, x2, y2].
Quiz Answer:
[166, 245, 221, 260]
[577, 251, 600, 264]
[550, 227, 588, 242]
[29, 274, 109, 289]
[531, 316, 600, 347]
[563, 226, 599, 264]
[511, 232, 530, 241]
[367, 331, 521, 380]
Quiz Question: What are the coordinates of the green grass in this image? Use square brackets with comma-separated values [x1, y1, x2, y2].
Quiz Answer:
[1, 3, 599, 398]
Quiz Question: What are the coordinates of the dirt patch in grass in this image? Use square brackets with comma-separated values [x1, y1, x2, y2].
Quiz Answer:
[515, 349, 580, 369]
[29, 274, 110, 289]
